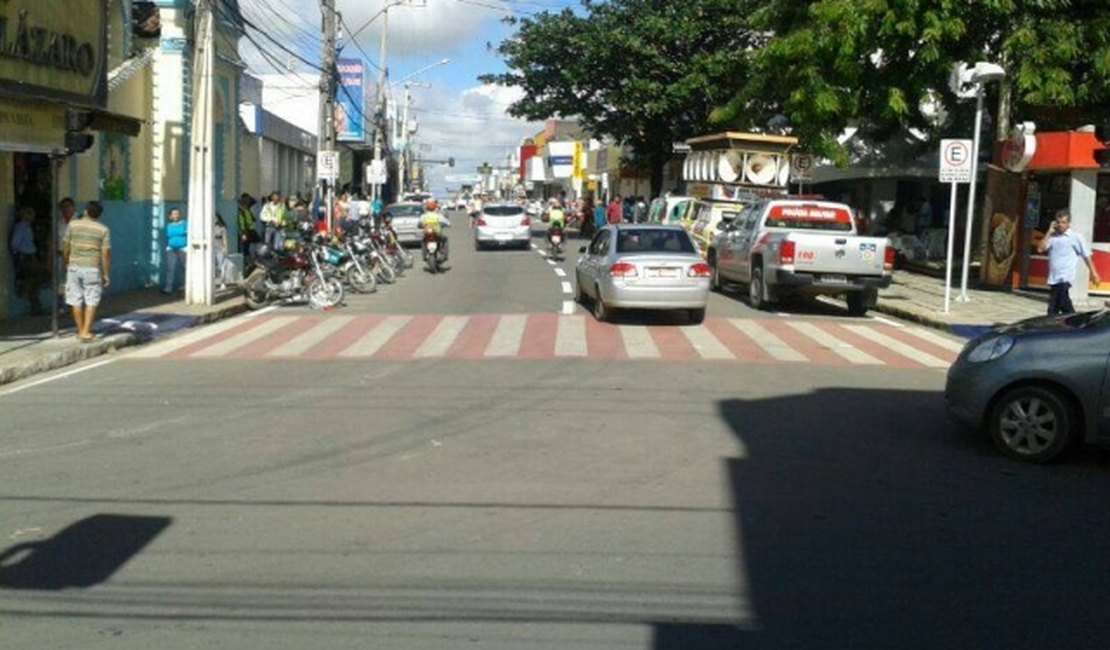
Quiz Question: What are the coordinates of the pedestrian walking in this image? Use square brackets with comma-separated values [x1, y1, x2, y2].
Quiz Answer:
[62, 201, 110, 341]
[10, 206, 45, 315]
[606, 195, 622, 225]
[163, 207, 187, 294]
[1037, 209, 1102, 316]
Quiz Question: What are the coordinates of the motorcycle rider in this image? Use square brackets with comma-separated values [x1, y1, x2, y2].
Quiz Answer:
[546, 199, 567, 257]
[420, 198, 450, 258]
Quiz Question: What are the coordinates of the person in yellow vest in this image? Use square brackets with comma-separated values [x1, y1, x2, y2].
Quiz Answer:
[420, 198, 451, 257]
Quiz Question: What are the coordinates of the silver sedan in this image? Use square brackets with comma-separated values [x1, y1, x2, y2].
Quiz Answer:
[575, 225, 711, 323]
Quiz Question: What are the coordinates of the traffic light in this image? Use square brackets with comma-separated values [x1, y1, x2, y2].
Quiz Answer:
[65, 109, 95, 154]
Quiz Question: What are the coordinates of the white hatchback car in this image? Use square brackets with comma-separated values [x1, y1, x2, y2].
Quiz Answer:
[475, 204, 533, 250]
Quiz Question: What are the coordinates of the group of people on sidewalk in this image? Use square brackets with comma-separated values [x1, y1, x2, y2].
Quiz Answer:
[236, 190, 383, 264]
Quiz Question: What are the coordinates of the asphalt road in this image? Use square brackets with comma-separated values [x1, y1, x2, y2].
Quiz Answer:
[2, 210, 1108, 649]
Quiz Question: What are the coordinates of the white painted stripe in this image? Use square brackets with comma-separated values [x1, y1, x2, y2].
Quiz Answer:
[561, 300, 576, 315]
[191, 316, 298, 357]
[620, 326, 660, 359]
[554, 315, 588, 357]
[338, 316, 412, 357]
[0, 358, 116, 397]
[547, 259, 557, 265]
[414, 316, 469, 358]
[897, 326, 966, 353]
[560, 281, 573, 294]
[485, 314, 527, 357]
[554, 267, 567, 277]
[128, 313, 262, 358]
[787, 321, 881, 365]
[266, 315, 355, 357]
[841, 324, 949, 368]
[729, 319, 807, 362]
[679, 326, 734, 360]
[242, 305, 279, 318]
[871, 315, 905, 328]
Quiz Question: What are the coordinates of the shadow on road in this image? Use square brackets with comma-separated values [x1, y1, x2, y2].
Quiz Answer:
[0, 514, 171, 591]
[655, 388, 1110, 649]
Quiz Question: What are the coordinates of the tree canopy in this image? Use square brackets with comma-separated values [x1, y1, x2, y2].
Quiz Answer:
[485, 0, 1109, 181]
[480, 0, 755, 194]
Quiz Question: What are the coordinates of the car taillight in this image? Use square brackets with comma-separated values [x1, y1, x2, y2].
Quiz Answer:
[521, 216, 531, 226]
[884, 245, 895, 271]
[609, 262, 638, 277]
[688, 262, 711, 277]
[779, 240, 796, 265]
[476, 218, 487, 226]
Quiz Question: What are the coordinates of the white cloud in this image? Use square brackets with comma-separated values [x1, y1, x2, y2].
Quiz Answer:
[339, 0, 512, 60]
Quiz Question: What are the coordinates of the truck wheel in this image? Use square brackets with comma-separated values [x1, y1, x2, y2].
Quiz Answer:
[749, 267, 770, 311]
[846, 288, 877, 316]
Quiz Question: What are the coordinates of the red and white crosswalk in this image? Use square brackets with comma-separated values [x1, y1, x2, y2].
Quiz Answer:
[126, 313, 964, 369]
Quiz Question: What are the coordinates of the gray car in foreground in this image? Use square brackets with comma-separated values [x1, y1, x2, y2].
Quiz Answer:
[575, 225, 711, 323]
[384, 202, 426, 245]
[945, 309, 1110, 463]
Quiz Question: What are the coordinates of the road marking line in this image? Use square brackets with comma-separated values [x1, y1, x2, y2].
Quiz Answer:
[786, 321, 882, 365]
[191, 316, 298, 357]
[555, 315, 588, 356]
[484, 314, 527, 357]
[242, 305, 279, 318]
[871, 315, 905, 328]
[554, 268, 567, 277]
[266, 316, 355, 357]
[841, 324, 949, 368]
[679, 326, 734, 360]
[0, 358, 117, 397]
[128, 313, 262, 358]
[414, 316, 470, 358]
[898, 326, 966, 353]
[729, 319, 808, 362]
[620, 326, 660, 359]
[561, 300, 576, 315]
[338, 316, 412, 357]
[547, 260, 557, 266]
[560, 281, 573, 294]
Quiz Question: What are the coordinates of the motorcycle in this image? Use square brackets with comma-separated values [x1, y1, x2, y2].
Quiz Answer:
[547, 224, 565, 260]
[422, 227, 448, 274]
[333, 237, 378, 294]
[242, 240, 344, 310]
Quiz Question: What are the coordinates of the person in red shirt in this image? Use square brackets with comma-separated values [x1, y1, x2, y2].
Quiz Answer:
[606, 195, 623, 224]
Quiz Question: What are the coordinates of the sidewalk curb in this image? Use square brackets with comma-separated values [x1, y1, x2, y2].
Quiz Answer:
[0, 301, 248, 388]
[872, 301, 963, 336]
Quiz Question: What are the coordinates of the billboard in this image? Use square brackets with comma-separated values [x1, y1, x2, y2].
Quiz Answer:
[336, 58, 365, 142]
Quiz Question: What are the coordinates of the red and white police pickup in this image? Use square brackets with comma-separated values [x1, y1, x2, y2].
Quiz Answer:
[708, 199, 893, 315]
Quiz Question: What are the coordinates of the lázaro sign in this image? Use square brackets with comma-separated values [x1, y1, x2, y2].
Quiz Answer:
[0, 0, 107, 107]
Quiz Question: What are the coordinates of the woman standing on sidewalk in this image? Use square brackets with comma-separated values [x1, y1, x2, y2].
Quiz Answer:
[163, 208, 187, 294]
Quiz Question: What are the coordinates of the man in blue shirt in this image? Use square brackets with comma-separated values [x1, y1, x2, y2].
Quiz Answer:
[163, 208, 188, 294]
[1037, 210, 1102, 316]
[10, 207, 45, 315]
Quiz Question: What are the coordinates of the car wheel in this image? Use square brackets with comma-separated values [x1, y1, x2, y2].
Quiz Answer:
[709, 251, 723, 292]
[846, 291, 871, 316]
[474, 239, 482, 251]
[988, 385, 1076, 463]
[592, 285, 610, 322]
[749, 266, 769, 310]
[688, 307, 706, 324]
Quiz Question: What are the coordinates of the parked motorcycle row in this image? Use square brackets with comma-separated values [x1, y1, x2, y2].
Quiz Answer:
[242, 219, 415, 311]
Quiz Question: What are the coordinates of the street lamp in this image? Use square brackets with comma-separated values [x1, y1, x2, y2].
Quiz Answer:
[957, 61, 1006, 302]
[391, 59, 449, 195]
[394, 58, 451, 86]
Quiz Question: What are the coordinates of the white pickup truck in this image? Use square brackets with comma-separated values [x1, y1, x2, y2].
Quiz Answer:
[708, 199, 893, 315]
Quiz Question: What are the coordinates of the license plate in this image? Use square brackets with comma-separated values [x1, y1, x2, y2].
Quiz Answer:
[647, 267, 679, 278]
[551, 235, 562, 244]
[495, 232, 513, 240]
[819, 274, 847, 284]
[426, 242, 438, 253]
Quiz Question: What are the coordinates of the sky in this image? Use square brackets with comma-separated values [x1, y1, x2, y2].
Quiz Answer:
[237, 0, 581, 195]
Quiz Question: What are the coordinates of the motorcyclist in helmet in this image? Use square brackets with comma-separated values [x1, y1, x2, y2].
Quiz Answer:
[546, 199, 566, 229]
[420, 198, 451, 257]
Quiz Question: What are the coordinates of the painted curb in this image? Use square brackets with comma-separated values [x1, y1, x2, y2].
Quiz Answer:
[0, 302, 248, 388]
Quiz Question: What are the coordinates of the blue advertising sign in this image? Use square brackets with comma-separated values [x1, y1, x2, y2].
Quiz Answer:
[336, 58, 365, 142]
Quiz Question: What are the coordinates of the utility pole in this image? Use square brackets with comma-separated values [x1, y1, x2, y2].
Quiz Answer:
[371, 6, 390, 204]
[397, 83, 411, 196]
[185, 0, 215, 305]
[319, 0, 338, 229]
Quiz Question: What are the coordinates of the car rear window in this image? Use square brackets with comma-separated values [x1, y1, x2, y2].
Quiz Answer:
[387, 204, 423, 217]
[484, 206, 525, 216]
[616, 229, 696, 254]
[764, 203, 853, 232]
